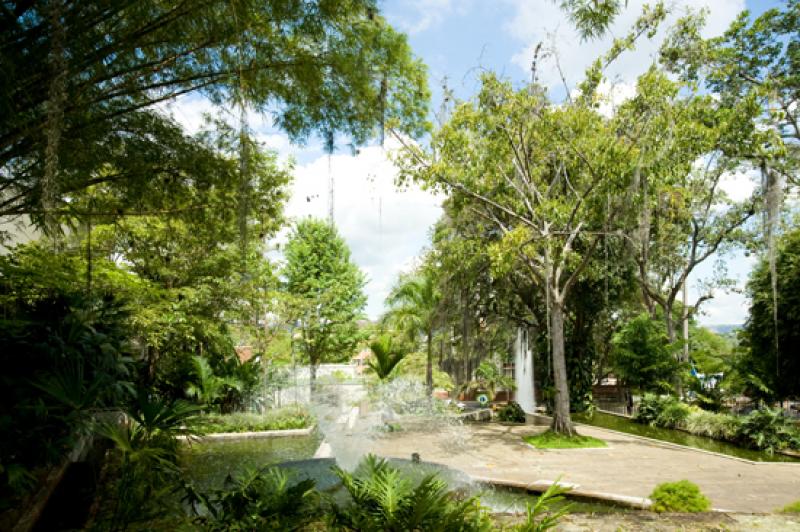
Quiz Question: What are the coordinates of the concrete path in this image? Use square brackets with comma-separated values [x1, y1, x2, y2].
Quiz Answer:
[366, 422, 800, 513]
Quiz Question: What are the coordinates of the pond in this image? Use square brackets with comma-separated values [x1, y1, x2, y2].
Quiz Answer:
[574, 411, 800, 463]
[180, 434, 323, 491]
[179, 434, 630, 514]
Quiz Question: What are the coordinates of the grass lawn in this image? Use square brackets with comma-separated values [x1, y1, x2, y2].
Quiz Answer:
[780, 500, 800, 513]
[524, 430, 607, 449]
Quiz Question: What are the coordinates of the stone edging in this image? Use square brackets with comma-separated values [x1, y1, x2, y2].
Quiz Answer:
[470, 475, 654, 510]
[178, 426, 315, 441]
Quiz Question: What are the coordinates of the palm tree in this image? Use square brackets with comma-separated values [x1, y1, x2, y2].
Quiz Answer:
[385, 272, 441, 395]
[367, 334, 407, 381]
[185, 355, 242, 411]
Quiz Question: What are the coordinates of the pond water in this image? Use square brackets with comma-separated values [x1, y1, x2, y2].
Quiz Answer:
[574, 412, 800, 463]
[180, 434, 322, 491]
[179, 434, 628, 513]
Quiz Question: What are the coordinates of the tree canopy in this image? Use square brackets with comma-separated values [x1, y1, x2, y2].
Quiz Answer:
[283, 219, 366, 383]
[1, 0, 429, 222]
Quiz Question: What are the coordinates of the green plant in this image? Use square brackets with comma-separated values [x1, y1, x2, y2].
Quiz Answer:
[611, 313, 680, 394]
[368, 334, 408, 381]
[684, 409, 741, 440]
[186, 355, 244, 412]
[497, 401, 526, 423]
[634, 393, 674, 425]
[185, 467, 321, 531]
[779, 500, 800, 513]
[92, 394, 201, 529]
[331, 454, 492, 531]
[515, 479, 572, 531]
[737, 408, 798, 454]
[201, 407, 312, 434]
[655, 401, 691, 429]
[649, 480, 711, 513]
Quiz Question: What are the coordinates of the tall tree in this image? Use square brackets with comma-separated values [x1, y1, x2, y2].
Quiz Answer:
[661, 2, 800, 367]
[283, 219, 366, 389]
[397, 73, 644, 434]
[395, 7, 676, 434]
[739, 224, 800, 403]
[384, 270, 442, 395]
[1, 0, 429, 221]
[617, 69, 758, 351]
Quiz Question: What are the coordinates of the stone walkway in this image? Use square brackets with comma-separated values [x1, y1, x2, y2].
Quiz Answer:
[366, 422, 800, 513]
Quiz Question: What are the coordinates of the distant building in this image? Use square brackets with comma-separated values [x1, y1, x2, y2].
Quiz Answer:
[235, 345, 254, 363]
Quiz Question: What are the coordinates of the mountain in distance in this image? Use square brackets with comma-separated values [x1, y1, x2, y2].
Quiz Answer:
[705, 324, 742, 335]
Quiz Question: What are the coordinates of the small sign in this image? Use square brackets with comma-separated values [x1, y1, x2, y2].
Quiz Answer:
[477, 394, 489, 406]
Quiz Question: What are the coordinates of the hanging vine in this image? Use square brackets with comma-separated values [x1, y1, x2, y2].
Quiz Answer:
[761, 160, 783, 375]
[44, 0, 67, 235]
[232, 0, 250, 274]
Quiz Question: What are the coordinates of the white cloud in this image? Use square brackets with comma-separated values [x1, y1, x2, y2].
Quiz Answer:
[719, 167, 759, 202]
[160, 94, 442, 320]
[571, 79, 637, 117]
[393, 0, 470, 35]
[505, 0, 744, 89]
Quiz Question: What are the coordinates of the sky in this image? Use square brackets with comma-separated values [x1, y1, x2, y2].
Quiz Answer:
[162, 0, 782, 324]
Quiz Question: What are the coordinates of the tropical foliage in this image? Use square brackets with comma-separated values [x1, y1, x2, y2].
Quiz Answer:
[330, 455, 493, 531]
[201, 407, 312, 434]
[385, 270, 442, 393]
[368, 334, 409, 381]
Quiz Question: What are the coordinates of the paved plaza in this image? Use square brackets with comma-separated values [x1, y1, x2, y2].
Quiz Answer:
[366, 422, 800, 514]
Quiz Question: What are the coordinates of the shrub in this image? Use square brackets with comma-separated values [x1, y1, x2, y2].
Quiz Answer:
[497, 401, 526, 423]
[655, 401, 691, 429]
[737, 408, 798, 453]
[635, 394, 675, 425]
[649, 480, 711, 513]
[330, 455, 492, 531]
[684, 409, 741, 441]
[780, 500, 800, 513]
[201, 406, 312, 434]
[185, 467, 322, 530]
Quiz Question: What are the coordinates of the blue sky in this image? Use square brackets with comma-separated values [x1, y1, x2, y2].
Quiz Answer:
[165, 0, 782, 324]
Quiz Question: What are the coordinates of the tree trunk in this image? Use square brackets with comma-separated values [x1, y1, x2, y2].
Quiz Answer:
[426, 330, 433, 396]
[310, 362, 318, 395]
[550, 301, 574, 435]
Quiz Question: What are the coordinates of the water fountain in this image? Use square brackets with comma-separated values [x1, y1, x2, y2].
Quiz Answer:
[514, 327, 536, 415]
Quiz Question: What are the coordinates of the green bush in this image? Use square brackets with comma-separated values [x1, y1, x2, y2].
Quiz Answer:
[201, 407, 312, 434]
[330, 454, 493, 531]
[185, 467, 322, 530]
[737, 408, 798, 453]
[649, 480, 711, 513]
[634, 394, 675, 425]
[497, 401, 526, 423]
[655, 401, 691, 429]
[780, 500, 800, 513]
[684, 409, 741, 440]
